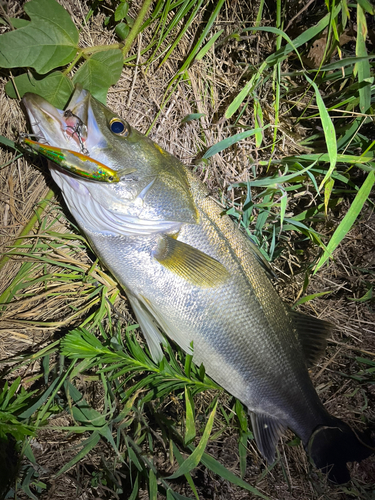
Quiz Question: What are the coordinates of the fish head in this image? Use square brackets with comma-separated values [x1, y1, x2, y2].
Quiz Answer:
[23, 85, 154, 173]
[22, 86, 198, 236]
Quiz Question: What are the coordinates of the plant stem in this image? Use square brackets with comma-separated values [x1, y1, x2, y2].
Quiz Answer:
[81, 43, 123, 55]
[122, 0, 154, 59]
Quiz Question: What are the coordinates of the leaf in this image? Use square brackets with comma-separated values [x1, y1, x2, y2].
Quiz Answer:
[171, 442, 200, 500]
[253, 98, 264, 148]
[304, 76, 337, 192]
[5, 71, 74, 108]
[66, 381, 106, 426]
[357, 0, 375, 15]
[0, 0, 79, 74]
[73, 49, 123, 104]
[324, 176, 334, 215]
[181, 113, 206, 124]
[168, 400, 218, 479]
[193, 449, 269, 499]
[314, 170, 375, 273]
[195, 29, 224, 60]
[55, 431, 101, 478]
[203, 127, 269, 159]
[349, 287, 373, 303]
[0, 135, 16, 149]
[184, 387, 196, 445]
[294, 291, 332, 306]
[115, 22, 130, 40]
[9, 18, 30, 29]
[114, 1, 129, 22]
[149, 469, 157, 500]
[356, 4, 372, 114]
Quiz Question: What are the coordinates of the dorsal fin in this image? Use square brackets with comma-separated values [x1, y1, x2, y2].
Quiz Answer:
[153, 235, 230, 288]
[290, 310, 333, 367]
[250, 412, 286, 463]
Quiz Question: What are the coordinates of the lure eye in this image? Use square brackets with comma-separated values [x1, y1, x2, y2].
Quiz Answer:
[109, 118, 129, 136]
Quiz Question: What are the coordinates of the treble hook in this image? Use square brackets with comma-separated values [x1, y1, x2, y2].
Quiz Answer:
[63, 110, 89, 155]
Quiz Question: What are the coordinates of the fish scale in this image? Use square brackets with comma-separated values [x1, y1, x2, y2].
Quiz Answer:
[22, 85, 374, 483]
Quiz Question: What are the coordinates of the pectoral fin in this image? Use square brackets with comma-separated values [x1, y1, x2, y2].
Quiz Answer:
[154, 235, 229, 288]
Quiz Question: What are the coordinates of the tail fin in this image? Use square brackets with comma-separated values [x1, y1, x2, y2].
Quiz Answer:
[307, 418, 374, 483]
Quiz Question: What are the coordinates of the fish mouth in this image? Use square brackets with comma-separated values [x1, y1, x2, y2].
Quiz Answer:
[22, 85, 91, 153]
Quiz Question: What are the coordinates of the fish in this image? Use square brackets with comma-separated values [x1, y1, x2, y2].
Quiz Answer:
[22, 85, 373, 483]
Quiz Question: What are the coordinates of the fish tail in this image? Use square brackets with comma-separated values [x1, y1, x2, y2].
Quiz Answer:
[307, 417, 374, 483]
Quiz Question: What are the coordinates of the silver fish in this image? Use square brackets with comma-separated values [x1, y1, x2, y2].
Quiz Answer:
[22, 86, 373, 483]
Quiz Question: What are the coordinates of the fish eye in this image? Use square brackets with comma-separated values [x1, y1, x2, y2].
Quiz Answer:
[109, 117, 129, 136]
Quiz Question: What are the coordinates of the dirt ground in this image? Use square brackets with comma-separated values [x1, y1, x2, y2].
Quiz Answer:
[0, 0, 374, 499]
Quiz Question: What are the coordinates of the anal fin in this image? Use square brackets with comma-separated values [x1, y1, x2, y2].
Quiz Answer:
[250, 412, 286, 463]
[153, 235, 229, 288]
[127, 294, 166, 363]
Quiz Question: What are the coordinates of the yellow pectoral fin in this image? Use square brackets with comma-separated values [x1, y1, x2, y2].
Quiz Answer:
[154, 235, 229, 288]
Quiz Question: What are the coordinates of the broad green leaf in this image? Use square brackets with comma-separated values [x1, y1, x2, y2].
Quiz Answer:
[73, 49, 123, 104]
[168, 400, 218, 479]
[9, 18, 30, 29]
[315, 170, 375, 273]
[5, 71, 73, 108]
[114, 1, 129, 21]
[115, 22, 130, 40]
[0, 0, 79, 74]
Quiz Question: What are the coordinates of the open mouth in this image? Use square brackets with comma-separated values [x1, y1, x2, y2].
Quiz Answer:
[22, 85, 91, 154]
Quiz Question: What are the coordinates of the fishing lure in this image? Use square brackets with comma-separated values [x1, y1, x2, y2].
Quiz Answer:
[22, 137, 120, 183]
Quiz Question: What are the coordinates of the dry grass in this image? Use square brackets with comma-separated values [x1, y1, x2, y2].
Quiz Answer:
[0, 0, 374, 499]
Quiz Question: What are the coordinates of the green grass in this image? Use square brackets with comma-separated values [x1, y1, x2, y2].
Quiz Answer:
[0, 0, 374, 498]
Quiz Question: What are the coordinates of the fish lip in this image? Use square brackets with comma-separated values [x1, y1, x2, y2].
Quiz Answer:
[22, 86, 91, 152]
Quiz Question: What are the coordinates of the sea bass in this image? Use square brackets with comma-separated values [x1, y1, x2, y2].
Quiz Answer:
[22, 86, 373, 483]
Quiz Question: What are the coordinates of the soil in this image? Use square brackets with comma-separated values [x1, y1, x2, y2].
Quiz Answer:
[0, 1, 374, 499]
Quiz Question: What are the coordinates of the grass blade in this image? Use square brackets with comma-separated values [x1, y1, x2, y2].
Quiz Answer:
[314, 169, 375, 273]
[168, 399, 218, 479]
